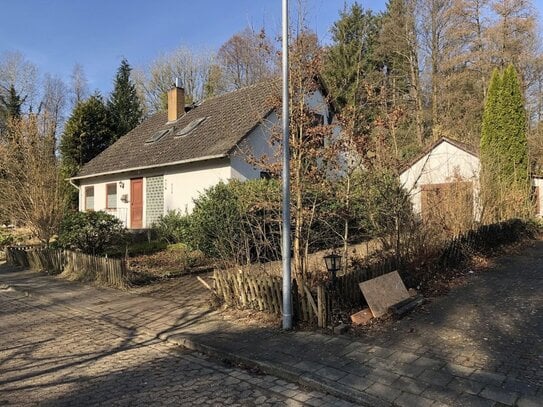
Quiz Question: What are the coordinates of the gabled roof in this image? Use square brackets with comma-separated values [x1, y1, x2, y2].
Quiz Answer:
[73, 79, 280, 180]
[399, 137, 478, 176]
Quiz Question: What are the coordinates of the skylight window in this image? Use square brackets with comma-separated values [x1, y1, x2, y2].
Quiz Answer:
[145, 128, 171, 144]
[175, 117, 208, 137]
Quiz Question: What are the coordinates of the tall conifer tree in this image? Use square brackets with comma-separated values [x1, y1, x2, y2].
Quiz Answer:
[480, 65, 529, 219]
[60, 93, 114, 207]
[107, 59, 143, 141]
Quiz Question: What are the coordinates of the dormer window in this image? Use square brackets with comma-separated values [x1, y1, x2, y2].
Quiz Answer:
[145, 128, 171, 143]
[175, 117, 208, 138]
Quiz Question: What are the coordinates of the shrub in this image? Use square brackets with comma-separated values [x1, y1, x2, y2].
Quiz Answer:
[190, 181, 244, 262]
[0, 229, 15, 248]
[57, 211, 127, 255]
[153, 210, 191, 245]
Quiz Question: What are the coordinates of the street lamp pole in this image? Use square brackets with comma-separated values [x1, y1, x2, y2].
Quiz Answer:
[281, 0, 292, 330]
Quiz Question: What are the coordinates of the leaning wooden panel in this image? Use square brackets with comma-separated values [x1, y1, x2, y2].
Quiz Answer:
[359, 271, 410, 318]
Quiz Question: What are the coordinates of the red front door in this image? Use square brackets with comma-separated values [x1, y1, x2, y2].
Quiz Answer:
[130, 178, 143, 229]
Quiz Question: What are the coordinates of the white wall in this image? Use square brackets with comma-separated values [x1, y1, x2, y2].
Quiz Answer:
[78, 176, 132, 227]
[230, 89, 331, 180]
[78, 158, 232, 228]
[230, 112, 278, 180]
[400, 140, 481, 217]
[164, 159, 231, 214]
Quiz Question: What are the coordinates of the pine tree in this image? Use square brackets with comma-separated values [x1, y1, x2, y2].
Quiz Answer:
[60, 93, 114, 207]
[0, 85, 25, 120]
[107, 59, 143, 141]
[323, 2, 382, 111]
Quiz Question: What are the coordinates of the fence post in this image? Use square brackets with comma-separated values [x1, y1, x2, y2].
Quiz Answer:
[317, 285, 326, 328]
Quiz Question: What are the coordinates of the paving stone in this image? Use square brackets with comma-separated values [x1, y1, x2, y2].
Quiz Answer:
[0, 288, 349, 407]
[392, 363, 427, 378]
[314, 366, 348, 381]
[419, 369, 454, 387]
[471, 370, 507, 386]
[391, 376, 428, 395]
[341, 373, 375, 391]
[388, 351, 420, 364]
[480, 385, 519, 406]
[501, 378, 539, 396]
[421, 384, 462, 405]
[448, 376, 485, 395]
[411, 356, 446, 371]
[345, 349, 373, 363]
[455, 393, 497, 407]
[367, 346, 396, 359]
[394, 392, 435, 407]
[442, 362, 476, 378]
[366, 367, 401, 385]
[517, 395, 543, 407]
[364, 382, 402, 402]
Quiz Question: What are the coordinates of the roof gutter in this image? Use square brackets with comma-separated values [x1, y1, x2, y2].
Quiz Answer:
[68, 178, 80, 190]
[70, 154, 228, 181]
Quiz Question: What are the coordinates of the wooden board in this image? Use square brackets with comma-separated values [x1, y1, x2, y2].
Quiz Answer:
[359, 271, 409, 318]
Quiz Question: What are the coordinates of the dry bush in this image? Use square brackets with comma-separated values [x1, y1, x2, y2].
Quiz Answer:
[0, 116, 63, 244]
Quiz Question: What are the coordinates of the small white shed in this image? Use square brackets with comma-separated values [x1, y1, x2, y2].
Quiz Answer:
[400, 137, 481, 222]
[400, 137, 543, 222]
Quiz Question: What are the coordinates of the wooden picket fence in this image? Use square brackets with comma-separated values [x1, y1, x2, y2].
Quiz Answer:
[4, 246, 128, 289]
[334, 218, 536, 308]
[212, 219, 535, 327]
[213, 269, 329, 327]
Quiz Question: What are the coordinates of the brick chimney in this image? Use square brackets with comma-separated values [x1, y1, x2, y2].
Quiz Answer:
[167, 78, 185, 122]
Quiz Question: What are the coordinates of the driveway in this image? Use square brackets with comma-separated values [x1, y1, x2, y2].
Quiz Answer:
[0, 284, 352, 406]
[359, 240, 543, 393]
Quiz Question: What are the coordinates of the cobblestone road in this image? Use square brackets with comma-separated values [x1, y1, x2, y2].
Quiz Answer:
[0, 288, 352, 407]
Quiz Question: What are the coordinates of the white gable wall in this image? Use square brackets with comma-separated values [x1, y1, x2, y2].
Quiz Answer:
[231, 112, 278, 180]
[400, 141, 481, 217]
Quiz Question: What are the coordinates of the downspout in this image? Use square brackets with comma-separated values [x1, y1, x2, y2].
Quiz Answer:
[68, 178, 80, 191]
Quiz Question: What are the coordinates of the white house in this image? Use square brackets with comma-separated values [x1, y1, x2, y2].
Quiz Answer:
[399, 137, 543, 221]
[70, 79, 333, 229]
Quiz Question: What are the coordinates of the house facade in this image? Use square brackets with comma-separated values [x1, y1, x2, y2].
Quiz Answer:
[70, 80, 332, 229]
[399, 137, 543, 221]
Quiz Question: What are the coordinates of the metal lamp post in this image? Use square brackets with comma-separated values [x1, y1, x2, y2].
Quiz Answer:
[281, 0, 292, 330]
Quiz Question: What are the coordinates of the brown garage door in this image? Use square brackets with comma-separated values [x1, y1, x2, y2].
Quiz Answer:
[421, 181, 473, 233]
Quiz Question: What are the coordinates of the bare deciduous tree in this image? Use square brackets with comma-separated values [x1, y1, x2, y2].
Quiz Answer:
[69, 63, 89, 107]
[0, 115, 64, 244]
[135, 46, 214, 113]
[39, 73, 68, 139]
[0, 51, 39, 112]
[217, 27, 278, 91]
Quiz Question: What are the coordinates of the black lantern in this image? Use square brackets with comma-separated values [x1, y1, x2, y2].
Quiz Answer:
[324, 253, 342, 283]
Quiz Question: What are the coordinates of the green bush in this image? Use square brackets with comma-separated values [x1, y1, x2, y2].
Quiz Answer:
[190, 181, 244, 262]
[57, 211, 127, 255]
[188, 179, 287, 264]
[0, 229, 15, 248]
[153, 210, 191, 245]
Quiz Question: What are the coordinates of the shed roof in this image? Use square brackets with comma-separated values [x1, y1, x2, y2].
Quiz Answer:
[399, 137, 478, 176]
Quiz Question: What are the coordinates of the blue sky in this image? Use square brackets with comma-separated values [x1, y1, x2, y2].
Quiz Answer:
[0, 0, 541, 95]
[0, 1, 386, 94]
